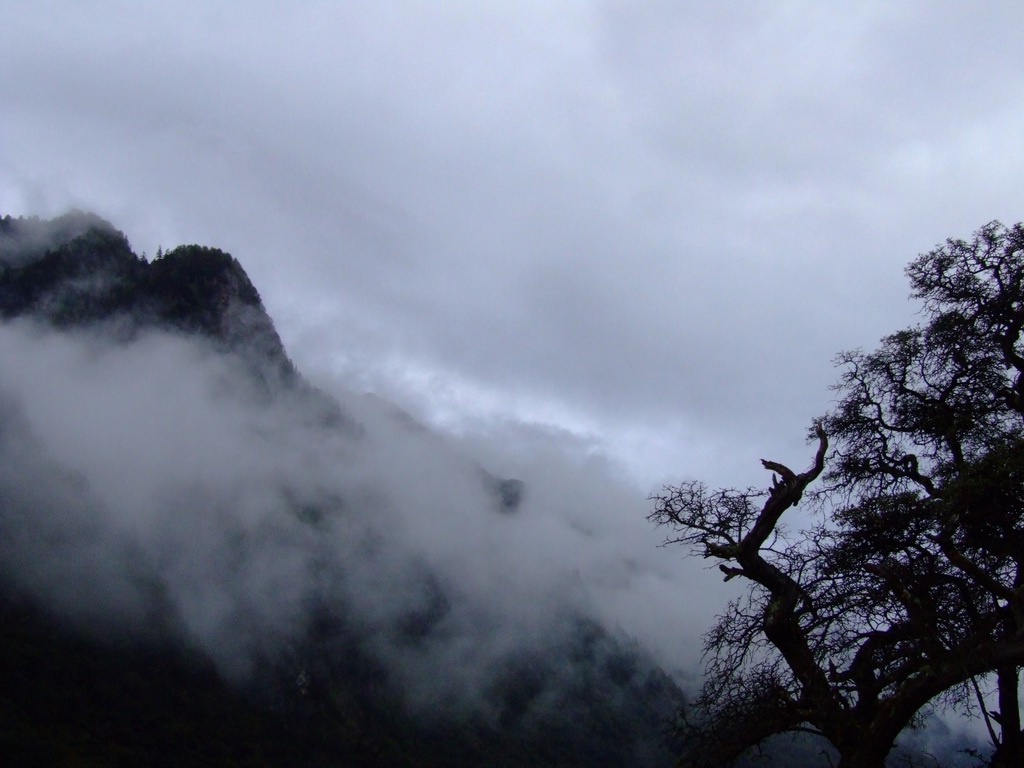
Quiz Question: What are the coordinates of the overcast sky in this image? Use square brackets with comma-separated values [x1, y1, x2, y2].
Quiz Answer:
[3, 1, 1024, 489]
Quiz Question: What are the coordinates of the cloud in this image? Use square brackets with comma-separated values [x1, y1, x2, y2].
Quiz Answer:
[0, 316, 723, 705]
[7, 3, 1019, 495]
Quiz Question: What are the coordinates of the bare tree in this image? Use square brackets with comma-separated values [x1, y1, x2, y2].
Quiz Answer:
[652, 222, 1024, 768]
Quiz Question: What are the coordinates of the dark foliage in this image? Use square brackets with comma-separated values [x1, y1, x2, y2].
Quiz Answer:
[0, 581, 683, 768]
[0, 589, 381, 767]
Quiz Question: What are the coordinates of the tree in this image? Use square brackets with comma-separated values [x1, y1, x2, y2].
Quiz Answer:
[651, 222, 1024, 768]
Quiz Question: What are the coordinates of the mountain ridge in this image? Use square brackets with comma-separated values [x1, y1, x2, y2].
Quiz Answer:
[0, 212, 296, 387]
[0, 211, 685, 767]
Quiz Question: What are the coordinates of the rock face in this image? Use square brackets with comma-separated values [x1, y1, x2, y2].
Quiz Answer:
[0, 212, 685, 768]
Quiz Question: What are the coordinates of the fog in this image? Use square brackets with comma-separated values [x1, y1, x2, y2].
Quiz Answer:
[0, 314, 726, 716]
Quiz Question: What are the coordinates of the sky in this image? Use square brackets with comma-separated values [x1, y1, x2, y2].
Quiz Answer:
[2, 4, 1024, 755]
[3, 2, 1024, 490]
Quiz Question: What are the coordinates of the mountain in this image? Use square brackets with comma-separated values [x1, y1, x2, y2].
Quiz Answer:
[0, 212, 685, 767]
[0, 211, 294, 385]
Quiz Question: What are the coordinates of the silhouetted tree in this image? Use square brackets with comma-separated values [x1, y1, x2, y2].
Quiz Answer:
[652, 222, 1024, 768]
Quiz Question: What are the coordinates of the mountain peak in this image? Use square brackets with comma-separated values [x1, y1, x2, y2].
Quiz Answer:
[0, 210, 123, 268]
[0, 212, 295, 382]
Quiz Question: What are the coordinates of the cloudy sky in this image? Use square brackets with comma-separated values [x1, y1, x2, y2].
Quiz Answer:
[3, 1, 1024, 489]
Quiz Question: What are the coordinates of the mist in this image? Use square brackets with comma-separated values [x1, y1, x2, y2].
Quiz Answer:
[0, 312, 724, 720]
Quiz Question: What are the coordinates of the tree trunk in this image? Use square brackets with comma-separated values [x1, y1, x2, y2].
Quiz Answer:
[989, 666, 1023, 768]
